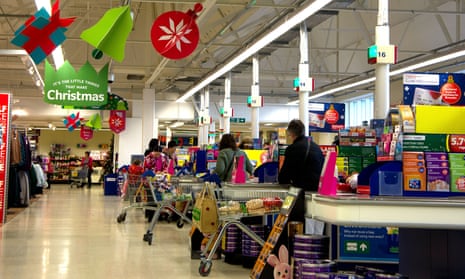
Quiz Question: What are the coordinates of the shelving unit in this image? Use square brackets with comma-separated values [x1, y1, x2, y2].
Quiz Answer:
[49, 144, 71, 183]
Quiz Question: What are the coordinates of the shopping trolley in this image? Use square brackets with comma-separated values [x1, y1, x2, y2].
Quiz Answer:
[142, 175, 204, 245]
[70, 167, 88, 188]
[116, 171, 159, 223]
[198, 183, 288, 276]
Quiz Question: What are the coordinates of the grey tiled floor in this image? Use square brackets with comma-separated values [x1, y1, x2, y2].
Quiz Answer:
[0, 185, 251, 278]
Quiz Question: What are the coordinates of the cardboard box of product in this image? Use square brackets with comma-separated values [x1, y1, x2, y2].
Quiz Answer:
[403, 151, 425, 161]
[425, 152, 448, 161]
[448, 153, 465, 168]
[426, 167, 451, 192]
[403, 166, 427, 191]
[450, 168, 465, 192]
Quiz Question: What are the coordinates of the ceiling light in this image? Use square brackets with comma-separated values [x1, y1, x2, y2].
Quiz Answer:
[176, 0, 333, 103]
[170, 121, 184, 128]
[287, 49, 465, 105]
[264, 123, 273, 126]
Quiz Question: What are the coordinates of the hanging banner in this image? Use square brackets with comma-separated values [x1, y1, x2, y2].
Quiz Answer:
[44, 61, 108, 107]
[109, 110, 126, 133]
[0, 93, 11, 224]
[308, 102, 345, 132]
[80, 125, 94, 141]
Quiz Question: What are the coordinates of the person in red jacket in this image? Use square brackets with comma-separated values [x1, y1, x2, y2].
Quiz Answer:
[81, 151, 93, 188]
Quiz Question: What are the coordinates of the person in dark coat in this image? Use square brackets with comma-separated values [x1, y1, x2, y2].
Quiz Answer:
[278, 119, 324, 192]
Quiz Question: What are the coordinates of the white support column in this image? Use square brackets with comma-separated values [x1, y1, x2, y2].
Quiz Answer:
[224, 72, 232, 134]
[374, 0, 390, 119]
[251, 55, 260, 139]
[198, 92, 205, 146]
[142, 88, 157, 149]
[204, 88, 210, 145]
[299, 21, 310, 136]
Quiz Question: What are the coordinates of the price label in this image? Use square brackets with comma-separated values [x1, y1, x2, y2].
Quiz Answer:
[448, 135, 465, 152]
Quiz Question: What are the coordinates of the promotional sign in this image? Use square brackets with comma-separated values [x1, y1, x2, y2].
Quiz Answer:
[309, 102, 345, 132]
[338, 226, 399, 262]
[403, 72, 465, 106]
[0, 93, 11, 224]
[448, 134, 465, 153]
[44, 61, 108, 107]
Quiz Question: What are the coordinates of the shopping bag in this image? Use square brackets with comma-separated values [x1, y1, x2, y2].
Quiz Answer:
[192, 183, 219, 234]
[231, 155, 246, 184]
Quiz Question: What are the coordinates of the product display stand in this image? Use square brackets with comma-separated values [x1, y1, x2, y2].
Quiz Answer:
[249, 187, 302, 279]
[306, 193, 465, 278]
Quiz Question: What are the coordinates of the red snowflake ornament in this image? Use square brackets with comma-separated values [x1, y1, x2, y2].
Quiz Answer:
[151, 3, 202, 60]
[109, 110, 126, 134]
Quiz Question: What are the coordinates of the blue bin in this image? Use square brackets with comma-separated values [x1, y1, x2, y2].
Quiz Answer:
[104, 174, 119, 196]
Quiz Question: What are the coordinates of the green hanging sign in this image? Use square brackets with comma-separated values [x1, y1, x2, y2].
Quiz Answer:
[44, 61, 108, 107]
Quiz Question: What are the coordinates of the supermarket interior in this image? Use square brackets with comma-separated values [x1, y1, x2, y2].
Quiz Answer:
[2, 0, 465, 279]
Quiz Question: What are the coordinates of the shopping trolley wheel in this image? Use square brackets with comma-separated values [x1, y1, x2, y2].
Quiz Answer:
[176, 220, 184, 228]
[199, 260, 212, 277]
[116, 213, 126, 223]
[143, 232, 153, 245]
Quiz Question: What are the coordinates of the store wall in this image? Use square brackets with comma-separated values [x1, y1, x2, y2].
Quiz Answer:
[37, 129, 113, 158]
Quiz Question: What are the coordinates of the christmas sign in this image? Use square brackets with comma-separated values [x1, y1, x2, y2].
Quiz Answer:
[109, 110, 126, 133]
[44, 61, 108, 107]
[309, 102, 345, 132]
[151, 3, 202, 60]
[404, 73, 465, 106]
[80, 125, 93, 141]
[11, 0, 76, 64]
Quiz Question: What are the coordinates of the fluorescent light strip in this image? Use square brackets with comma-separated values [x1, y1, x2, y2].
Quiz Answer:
[176, 0, 333, 103]
[287, 49, 465, 105]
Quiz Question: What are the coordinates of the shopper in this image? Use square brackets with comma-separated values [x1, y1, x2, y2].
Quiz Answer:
[46, 156, 54, 189]
[163, 140, 178, 174]
[278, 119, 324, 191]
[214, 133, 254, 182]
[81, 151, 93, 188]
[144, 139, 167, 173]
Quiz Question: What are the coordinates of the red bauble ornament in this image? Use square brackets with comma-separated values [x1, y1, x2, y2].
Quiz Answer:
[151, 3, 202, 60]
[440, 75, 462, 104]
[324, 104, 339, 125]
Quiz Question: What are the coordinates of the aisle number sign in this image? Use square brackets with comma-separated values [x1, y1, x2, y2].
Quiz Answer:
[367, 45, 398, 64]
[0, 93, 11, 224]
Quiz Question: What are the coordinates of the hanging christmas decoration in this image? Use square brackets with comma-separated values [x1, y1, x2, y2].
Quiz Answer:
[150, 3, 203, 60]
[80, 5, 133, 62]
[85, 113, 102, 130]
[11, 0, 76, 64]
[80, 125, 94, 141]
[63, 112, 81, 131]
[109, 110, 126, 134]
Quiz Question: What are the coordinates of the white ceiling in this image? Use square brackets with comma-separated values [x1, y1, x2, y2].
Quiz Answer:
[1, 0, 465, 130]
